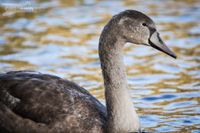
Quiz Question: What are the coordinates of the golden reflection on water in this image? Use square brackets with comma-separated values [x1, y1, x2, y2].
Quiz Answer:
[0, 0, 200, 132]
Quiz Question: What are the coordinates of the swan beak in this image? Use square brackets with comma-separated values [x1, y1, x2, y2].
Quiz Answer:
[149, 31, 177, 59]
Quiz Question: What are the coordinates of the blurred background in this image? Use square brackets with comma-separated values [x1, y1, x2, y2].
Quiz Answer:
[0, 0, 200, 132]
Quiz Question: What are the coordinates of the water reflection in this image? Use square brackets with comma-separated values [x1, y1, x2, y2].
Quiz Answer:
[0, 0, 200, 132]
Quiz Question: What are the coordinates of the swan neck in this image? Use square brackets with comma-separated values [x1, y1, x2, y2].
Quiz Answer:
[98, 30, 140, 132]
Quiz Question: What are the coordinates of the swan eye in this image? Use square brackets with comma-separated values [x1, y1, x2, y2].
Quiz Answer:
[142, 23, 147, 26]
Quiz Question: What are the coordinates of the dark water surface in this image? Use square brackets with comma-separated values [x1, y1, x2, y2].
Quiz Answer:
[0, 0, 200, 132]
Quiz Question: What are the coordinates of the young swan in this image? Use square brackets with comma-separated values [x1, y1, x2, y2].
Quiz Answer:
[99, 10, 176, 133]
[0, 10, 176, 133]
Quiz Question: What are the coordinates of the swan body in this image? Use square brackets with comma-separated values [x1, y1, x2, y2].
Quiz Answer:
[0, 71, 106, 133]
[0, 10, 176, 133]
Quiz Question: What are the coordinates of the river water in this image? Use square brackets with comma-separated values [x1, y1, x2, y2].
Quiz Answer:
[0, 0, 200, 132]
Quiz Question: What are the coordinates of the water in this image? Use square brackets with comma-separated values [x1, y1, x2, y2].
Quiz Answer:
[0, 0, 200, 132]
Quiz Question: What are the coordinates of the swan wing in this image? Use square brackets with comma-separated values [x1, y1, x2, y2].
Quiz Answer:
[0, 70, 106, 133]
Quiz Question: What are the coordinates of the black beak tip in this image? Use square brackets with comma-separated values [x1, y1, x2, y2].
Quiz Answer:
[163, 49, 177, 59]
[149, 41, 177, 59]
[167, 49, 177, 59]
[171, 53, 177, 59]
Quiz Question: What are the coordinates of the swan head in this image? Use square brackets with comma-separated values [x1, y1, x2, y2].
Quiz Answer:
[113, 10, 177, 58]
